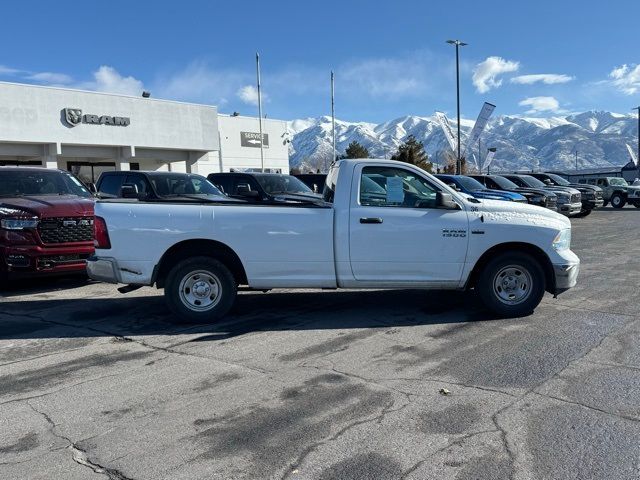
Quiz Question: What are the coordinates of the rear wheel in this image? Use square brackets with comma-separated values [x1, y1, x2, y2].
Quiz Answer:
[477, 253, 545, 318]
[610, 193, 626, 209]
[165, 256, 237, 323]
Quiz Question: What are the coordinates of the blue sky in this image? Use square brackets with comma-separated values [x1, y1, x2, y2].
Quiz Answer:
[1, 0, 639, 122]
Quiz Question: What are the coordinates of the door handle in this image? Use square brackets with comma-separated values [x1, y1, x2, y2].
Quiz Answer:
[360, 217, 383, 224]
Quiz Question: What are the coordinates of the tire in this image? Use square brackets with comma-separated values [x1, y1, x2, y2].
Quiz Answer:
[476, 253, 545, 318]
[610, 193, 626, 209]
[572, 208, 592, 218]
[602, 200, 608, 207]
[164, 256, 237, 323]
[634, 203, 640, 209]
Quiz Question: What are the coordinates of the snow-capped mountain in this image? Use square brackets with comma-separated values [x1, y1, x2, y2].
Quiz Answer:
[287, 111, 638, 172]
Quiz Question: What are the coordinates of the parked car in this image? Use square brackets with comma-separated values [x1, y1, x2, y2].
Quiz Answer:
[208, 172, 320, 202]
[435, 174, 527, 203]
[293, 173, 327, 194]
[96, 171, 227, 201]
[88, 159, 579, 322]
[0, 167, 94, 284]
[574, 176, 640, 209]
[501, 174, 582, 217]
[529, 172, 604, 217]
[469, 174, 558, 211]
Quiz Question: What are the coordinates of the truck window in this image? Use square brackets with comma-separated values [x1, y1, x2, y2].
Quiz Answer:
[597, 179, 606, 186]
[360, 167, 437, 208]
[125, 174, 151, 197]
[98, 174, 125, 196]
[323, 167, 339, 203]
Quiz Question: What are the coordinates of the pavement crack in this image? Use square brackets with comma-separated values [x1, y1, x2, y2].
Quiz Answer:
[69, 444, 135, 480]
[531, 391, 640, 423]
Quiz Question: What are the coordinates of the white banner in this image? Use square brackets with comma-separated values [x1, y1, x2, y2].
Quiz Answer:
[626, 143, 638, 166]
[434, 111, 457, 154]
[482, 149, 496, 172]
[463, 102, 496, 160]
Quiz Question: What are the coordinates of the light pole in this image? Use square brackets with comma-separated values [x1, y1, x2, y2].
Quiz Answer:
[633, 107, 640, 169]
[447, 39, 467, 174]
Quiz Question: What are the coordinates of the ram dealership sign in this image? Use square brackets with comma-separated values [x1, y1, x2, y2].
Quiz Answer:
[63, 108, 130, 128]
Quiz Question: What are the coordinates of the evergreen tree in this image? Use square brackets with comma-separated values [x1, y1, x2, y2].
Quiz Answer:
[391, 135, 433, 172]
[344, 140, 370, 159]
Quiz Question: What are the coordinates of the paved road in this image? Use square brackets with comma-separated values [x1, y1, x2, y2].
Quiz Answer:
[1, 207, 639, 479]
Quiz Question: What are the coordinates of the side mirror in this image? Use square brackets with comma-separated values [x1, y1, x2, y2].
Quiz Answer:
[447, 182, 460, 191]
[87, 183, 97, 194]
[235, 183, 260, 199]
[436, 192, 459, 209]
[120, 183, 139, 199]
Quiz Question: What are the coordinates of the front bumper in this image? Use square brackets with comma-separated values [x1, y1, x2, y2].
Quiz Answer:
[1, 242, 94, 277]
[582, 198, 604, 209]
[552, 255, 580, 294]
[558, 202, 582, 216]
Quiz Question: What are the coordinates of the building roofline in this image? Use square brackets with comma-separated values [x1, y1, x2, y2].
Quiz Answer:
[0, 81, 217, 109]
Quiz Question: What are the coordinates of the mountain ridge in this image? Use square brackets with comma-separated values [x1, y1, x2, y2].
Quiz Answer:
[287, 111, 638, 172]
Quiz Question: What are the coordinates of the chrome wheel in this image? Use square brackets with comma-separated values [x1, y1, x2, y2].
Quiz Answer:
[493, 265, 532, 305]
[178, 270, 221, 312]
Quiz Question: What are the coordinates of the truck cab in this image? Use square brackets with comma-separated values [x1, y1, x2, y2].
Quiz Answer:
[0, 167, 94, 284]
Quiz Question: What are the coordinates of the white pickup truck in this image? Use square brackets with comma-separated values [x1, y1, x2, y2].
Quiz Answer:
[87, 159, 579, 322]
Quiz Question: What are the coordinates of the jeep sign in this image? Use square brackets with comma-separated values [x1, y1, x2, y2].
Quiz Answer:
[63, 108, 130, 128]
[240, 131, 269, 148]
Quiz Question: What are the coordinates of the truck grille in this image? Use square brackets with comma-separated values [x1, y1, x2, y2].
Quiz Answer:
[571, 193, 581, 203]
[595, 191, 603, 199]
[38, 217, 94, 244]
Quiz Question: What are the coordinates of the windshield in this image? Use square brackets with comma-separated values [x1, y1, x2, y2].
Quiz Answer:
[519, 175, 548, 188]
[454, 176, 486, 191]
[254, 174, 313, 195]
[609, 178, 628, 187]
[546, 173, 570, 186]
[491, 176, 520, 189]
[0, 170, 92, 197]
[149, 174, 223, 197]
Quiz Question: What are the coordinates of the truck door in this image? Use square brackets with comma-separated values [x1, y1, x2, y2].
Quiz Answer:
[349, 165, 469, 284]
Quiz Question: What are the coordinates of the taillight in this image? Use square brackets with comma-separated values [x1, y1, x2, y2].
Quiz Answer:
[94, 216, 111, 249]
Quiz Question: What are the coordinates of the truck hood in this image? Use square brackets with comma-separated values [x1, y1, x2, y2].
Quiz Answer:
[0, 195, 95, 218]
[469, 198, 569, 230]
[541, 186, 581, 195]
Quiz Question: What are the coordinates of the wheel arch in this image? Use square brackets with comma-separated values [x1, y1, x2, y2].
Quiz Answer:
[153, 239, 248, 288]
[466, 242, 555, 294]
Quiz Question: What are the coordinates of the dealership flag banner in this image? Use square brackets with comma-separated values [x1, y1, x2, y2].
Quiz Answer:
[482, 148, 496, 171]
[626, 143, 638, 166]
[435, 111, 458, 154]
[463, 102, 496, 168]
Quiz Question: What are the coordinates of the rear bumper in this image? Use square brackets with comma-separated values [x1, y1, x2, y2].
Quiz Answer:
[86, 256, 154, 285]
[86, 256, 120, 283]
[1, 243, 94, 277]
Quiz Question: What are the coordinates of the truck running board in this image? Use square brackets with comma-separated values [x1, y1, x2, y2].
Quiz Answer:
[118, 284, 143, 294]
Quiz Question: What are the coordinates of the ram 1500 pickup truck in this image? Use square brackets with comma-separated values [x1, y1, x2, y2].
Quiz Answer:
[87, 159, 579, 322]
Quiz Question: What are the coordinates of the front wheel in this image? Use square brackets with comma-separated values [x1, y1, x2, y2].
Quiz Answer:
[634, 203, 640, 209]
[165, 256, 237, 323]
[476, 253, 545, 318]
[610, 193, 626, 209]
[572, 208, 592, 218]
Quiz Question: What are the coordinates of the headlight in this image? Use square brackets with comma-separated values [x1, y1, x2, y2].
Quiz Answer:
[553, 229, 571, 251]
[556, 193, 570, 202]
[0, 208, 39, 230]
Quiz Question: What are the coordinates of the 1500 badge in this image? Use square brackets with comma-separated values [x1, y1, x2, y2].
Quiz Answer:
[442, 228, 467, 238]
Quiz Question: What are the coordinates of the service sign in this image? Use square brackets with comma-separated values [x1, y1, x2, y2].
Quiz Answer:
[240, 131, 269, 148]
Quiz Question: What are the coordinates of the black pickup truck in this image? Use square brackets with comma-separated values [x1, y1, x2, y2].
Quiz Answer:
[96, 171, 226, 200]
[207, 172, 321, 201]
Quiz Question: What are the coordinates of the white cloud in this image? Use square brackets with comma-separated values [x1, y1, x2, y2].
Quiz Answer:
[518, 96, 561, 114]
[608, 64, 640, 95]
[511, 74, 574, 85]
[84, 66, 145, 96]
[27, 72, 73, 84]
[0, 65, 21, 76]
[472, 56, 520, 93]
[341, 57, 422, 97]
[237, 85, 262, 105]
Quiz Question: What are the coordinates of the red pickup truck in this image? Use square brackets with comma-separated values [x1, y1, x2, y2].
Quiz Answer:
[0, 167, 95, 284]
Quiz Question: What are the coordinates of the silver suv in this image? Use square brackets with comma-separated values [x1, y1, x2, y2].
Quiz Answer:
[577, 177, 640, 208]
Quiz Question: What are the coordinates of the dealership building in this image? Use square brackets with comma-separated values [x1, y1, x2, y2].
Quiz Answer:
[0, 82, 289, 184]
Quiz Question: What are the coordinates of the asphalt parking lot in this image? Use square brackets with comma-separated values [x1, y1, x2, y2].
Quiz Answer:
[1, 207, 639, 480]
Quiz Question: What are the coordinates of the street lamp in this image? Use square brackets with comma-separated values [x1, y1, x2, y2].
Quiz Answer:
[446, 39, 468, 175]
[633, 106, 640, 170]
